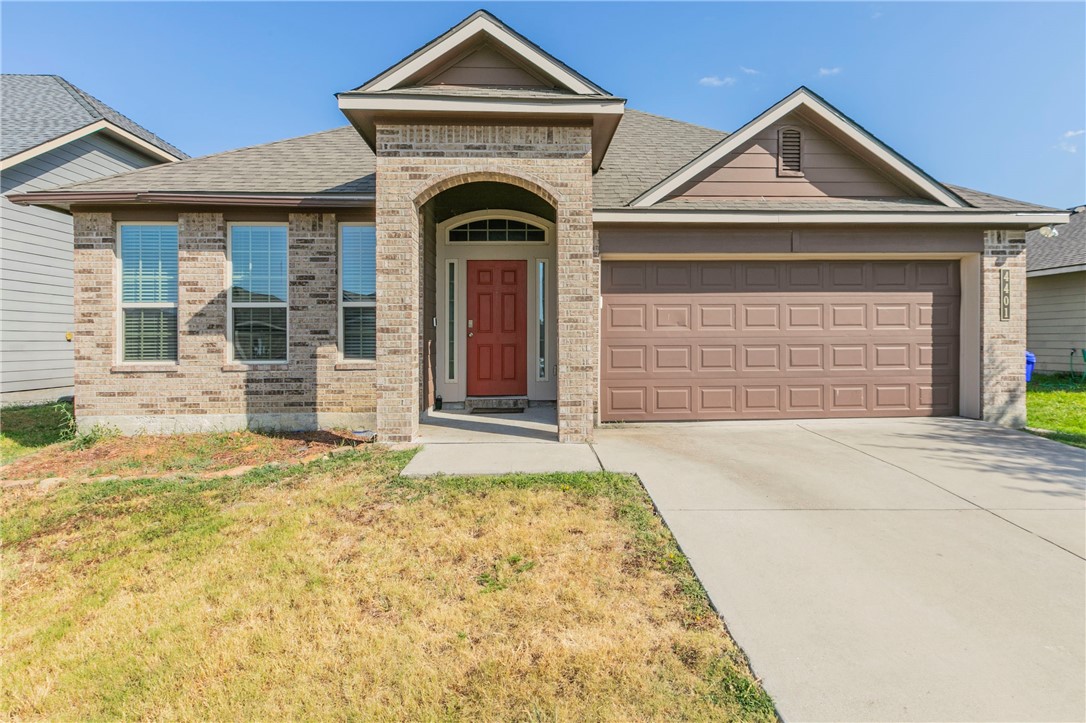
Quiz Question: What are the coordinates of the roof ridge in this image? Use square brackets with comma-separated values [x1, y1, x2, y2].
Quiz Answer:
[51, 75, 102, 121]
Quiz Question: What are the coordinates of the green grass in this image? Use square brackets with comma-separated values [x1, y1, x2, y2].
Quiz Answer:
[2, 447, 773, 721]
[1026, 373, 1086, 448]
[0, 402, 72, 464]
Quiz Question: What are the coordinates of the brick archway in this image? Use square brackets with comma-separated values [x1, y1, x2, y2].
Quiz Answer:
[411, 167, 562, 210]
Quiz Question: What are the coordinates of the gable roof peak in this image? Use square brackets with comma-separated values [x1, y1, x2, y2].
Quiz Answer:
[349, 9, 610, 96]
[630, 85, 966, 209]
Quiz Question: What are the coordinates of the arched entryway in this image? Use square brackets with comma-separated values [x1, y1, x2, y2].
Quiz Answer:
[416, 181, 559, 438]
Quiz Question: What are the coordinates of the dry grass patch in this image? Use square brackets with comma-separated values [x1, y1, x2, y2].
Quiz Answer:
[2, 448, 773, 720]
[2, 425, 364, 481]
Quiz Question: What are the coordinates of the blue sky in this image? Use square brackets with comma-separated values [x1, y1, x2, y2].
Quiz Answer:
[3, 2, 1083, 207]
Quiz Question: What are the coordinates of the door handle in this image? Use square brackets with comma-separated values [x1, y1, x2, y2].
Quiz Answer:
[468, 332, 474, 337]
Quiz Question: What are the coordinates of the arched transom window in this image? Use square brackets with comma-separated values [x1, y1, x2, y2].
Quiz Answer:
[448, 217, 547, 243]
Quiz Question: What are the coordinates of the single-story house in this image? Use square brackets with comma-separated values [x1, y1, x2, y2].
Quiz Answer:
[1026, 205, 1086, 374]
[1, 74, 187, 405]
[10, 10, 1069, 442]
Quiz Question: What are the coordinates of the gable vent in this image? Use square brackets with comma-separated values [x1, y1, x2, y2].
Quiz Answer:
[778, 127, 803, 176]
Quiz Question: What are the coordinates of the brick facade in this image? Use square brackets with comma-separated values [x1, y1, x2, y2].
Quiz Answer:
[980, 229, 1027, 427]
[374, 124, 597, 443]
[72, 211, 377, 433]
[69, 180, 1027, 439]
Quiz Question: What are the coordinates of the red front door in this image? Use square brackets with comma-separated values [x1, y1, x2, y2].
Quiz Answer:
[467, 260, 527, 396]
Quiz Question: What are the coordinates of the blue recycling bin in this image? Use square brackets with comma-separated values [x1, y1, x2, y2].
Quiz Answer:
[1025, 351, 1036, 382]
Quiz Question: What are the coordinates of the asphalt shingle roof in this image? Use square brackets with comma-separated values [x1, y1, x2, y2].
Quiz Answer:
[1027, 206, 1086, 272]
[1, 74, 187, 160]
[25, 105, 1062, 217]
[38, 126, 373, 195]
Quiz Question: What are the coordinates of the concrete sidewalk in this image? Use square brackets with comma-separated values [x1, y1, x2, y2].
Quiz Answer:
[594, 417, 1086, 722]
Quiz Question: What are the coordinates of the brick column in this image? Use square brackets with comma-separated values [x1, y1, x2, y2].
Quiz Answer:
[375, 149, 421, 443]
[980, 229, 1027, 427]
[72, 212, 115, 427]
[555, 163, 597, 443]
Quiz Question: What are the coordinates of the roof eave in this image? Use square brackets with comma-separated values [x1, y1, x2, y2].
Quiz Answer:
[0, 119, 185, 171]
[7, 191, 376, 211]
[1027, 263, 1086, 277]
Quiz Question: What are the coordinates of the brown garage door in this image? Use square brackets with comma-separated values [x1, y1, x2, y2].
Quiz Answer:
[601, 260, 959, 422]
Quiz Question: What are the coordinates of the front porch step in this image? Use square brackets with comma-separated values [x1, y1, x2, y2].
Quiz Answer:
[464, 396, 529, 411]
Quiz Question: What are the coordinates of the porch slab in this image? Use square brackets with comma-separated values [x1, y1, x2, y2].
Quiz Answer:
[401, 441, 601, 477]
[416, 406, 559, 444]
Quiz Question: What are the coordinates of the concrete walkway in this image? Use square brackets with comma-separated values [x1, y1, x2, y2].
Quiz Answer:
[400, 407, 601, 476]
[594, 417, 1086, 722]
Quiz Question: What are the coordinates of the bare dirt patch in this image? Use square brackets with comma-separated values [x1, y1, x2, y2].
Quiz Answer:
[2, 429, 365, 481]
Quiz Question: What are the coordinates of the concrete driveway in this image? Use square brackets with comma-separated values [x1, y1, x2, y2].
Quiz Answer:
[593, 418, 1085, 722]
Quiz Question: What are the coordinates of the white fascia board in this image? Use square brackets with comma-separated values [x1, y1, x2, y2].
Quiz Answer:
[338, 96, 625, 115]
[362, 16, 600, 95]
[0, 120, 183, 170]
[592, 211, 1071, 225]
[1026, 264, 1086, 278]
[631, 89, 964, 209]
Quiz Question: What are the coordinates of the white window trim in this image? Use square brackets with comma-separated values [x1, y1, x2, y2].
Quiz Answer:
[338, 222, 377, 362]
[227, 222, 290, 365]
[535, 258, 550, 382]
[444, 258, 458, 383]
[115, 221, 179, 366]
[444, 209, 551, 246]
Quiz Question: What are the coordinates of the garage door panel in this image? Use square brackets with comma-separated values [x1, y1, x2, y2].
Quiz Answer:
[601, 260, 960, 422]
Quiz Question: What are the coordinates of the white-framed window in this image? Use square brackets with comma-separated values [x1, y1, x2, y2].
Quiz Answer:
[118, 223, 178, 362]
[445, 259, 457, 382]
[536, 258, 548, 381]
[228, 223, 288, 363]
[339, 224, 376, 360]
[447, 216, 547, 244]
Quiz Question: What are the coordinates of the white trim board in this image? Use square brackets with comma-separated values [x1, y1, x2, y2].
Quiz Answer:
[630, 87, 966, 209]
[355, 12, 606, 96]
[337, 96, 625, 115]
[592, 211, 1069, 226]
[1, 119, 184, 170]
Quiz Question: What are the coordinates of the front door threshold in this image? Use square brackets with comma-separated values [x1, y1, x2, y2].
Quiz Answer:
[465, 396, 528, 412]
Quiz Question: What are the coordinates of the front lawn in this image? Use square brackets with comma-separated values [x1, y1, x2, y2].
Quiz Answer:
[0, 402, 72, 464]
[1027, 373, 1086, 449]
[1, 445, 773, 720]
[1, 402, 366, 480]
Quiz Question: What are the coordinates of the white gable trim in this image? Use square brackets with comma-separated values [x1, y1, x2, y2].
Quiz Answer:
[630, 88, 965, 209]
[360, 13, 604, 96]
[0, 119, 183, 170]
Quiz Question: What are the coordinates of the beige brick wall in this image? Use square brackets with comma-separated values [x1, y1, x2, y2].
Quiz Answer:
[374, 123, 596, 443]
[981, 229, 1027, 427]
[72, 211, 377, 434]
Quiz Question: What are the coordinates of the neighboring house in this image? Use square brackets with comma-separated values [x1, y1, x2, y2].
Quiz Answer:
[0, 75, 186, 404]
[10, 11, 1068, 441]
[1026, 206, 1086, 374]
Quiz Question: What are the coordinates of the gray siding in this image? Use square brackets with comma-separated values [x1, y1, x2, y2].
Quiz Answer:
[1, 132, 160, 402]
[1027, 271, 1086, 374]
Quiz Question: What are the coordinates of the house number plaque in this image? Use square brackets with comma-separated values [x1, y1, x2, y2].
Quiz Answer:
[1000, 269, 1011, 321]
